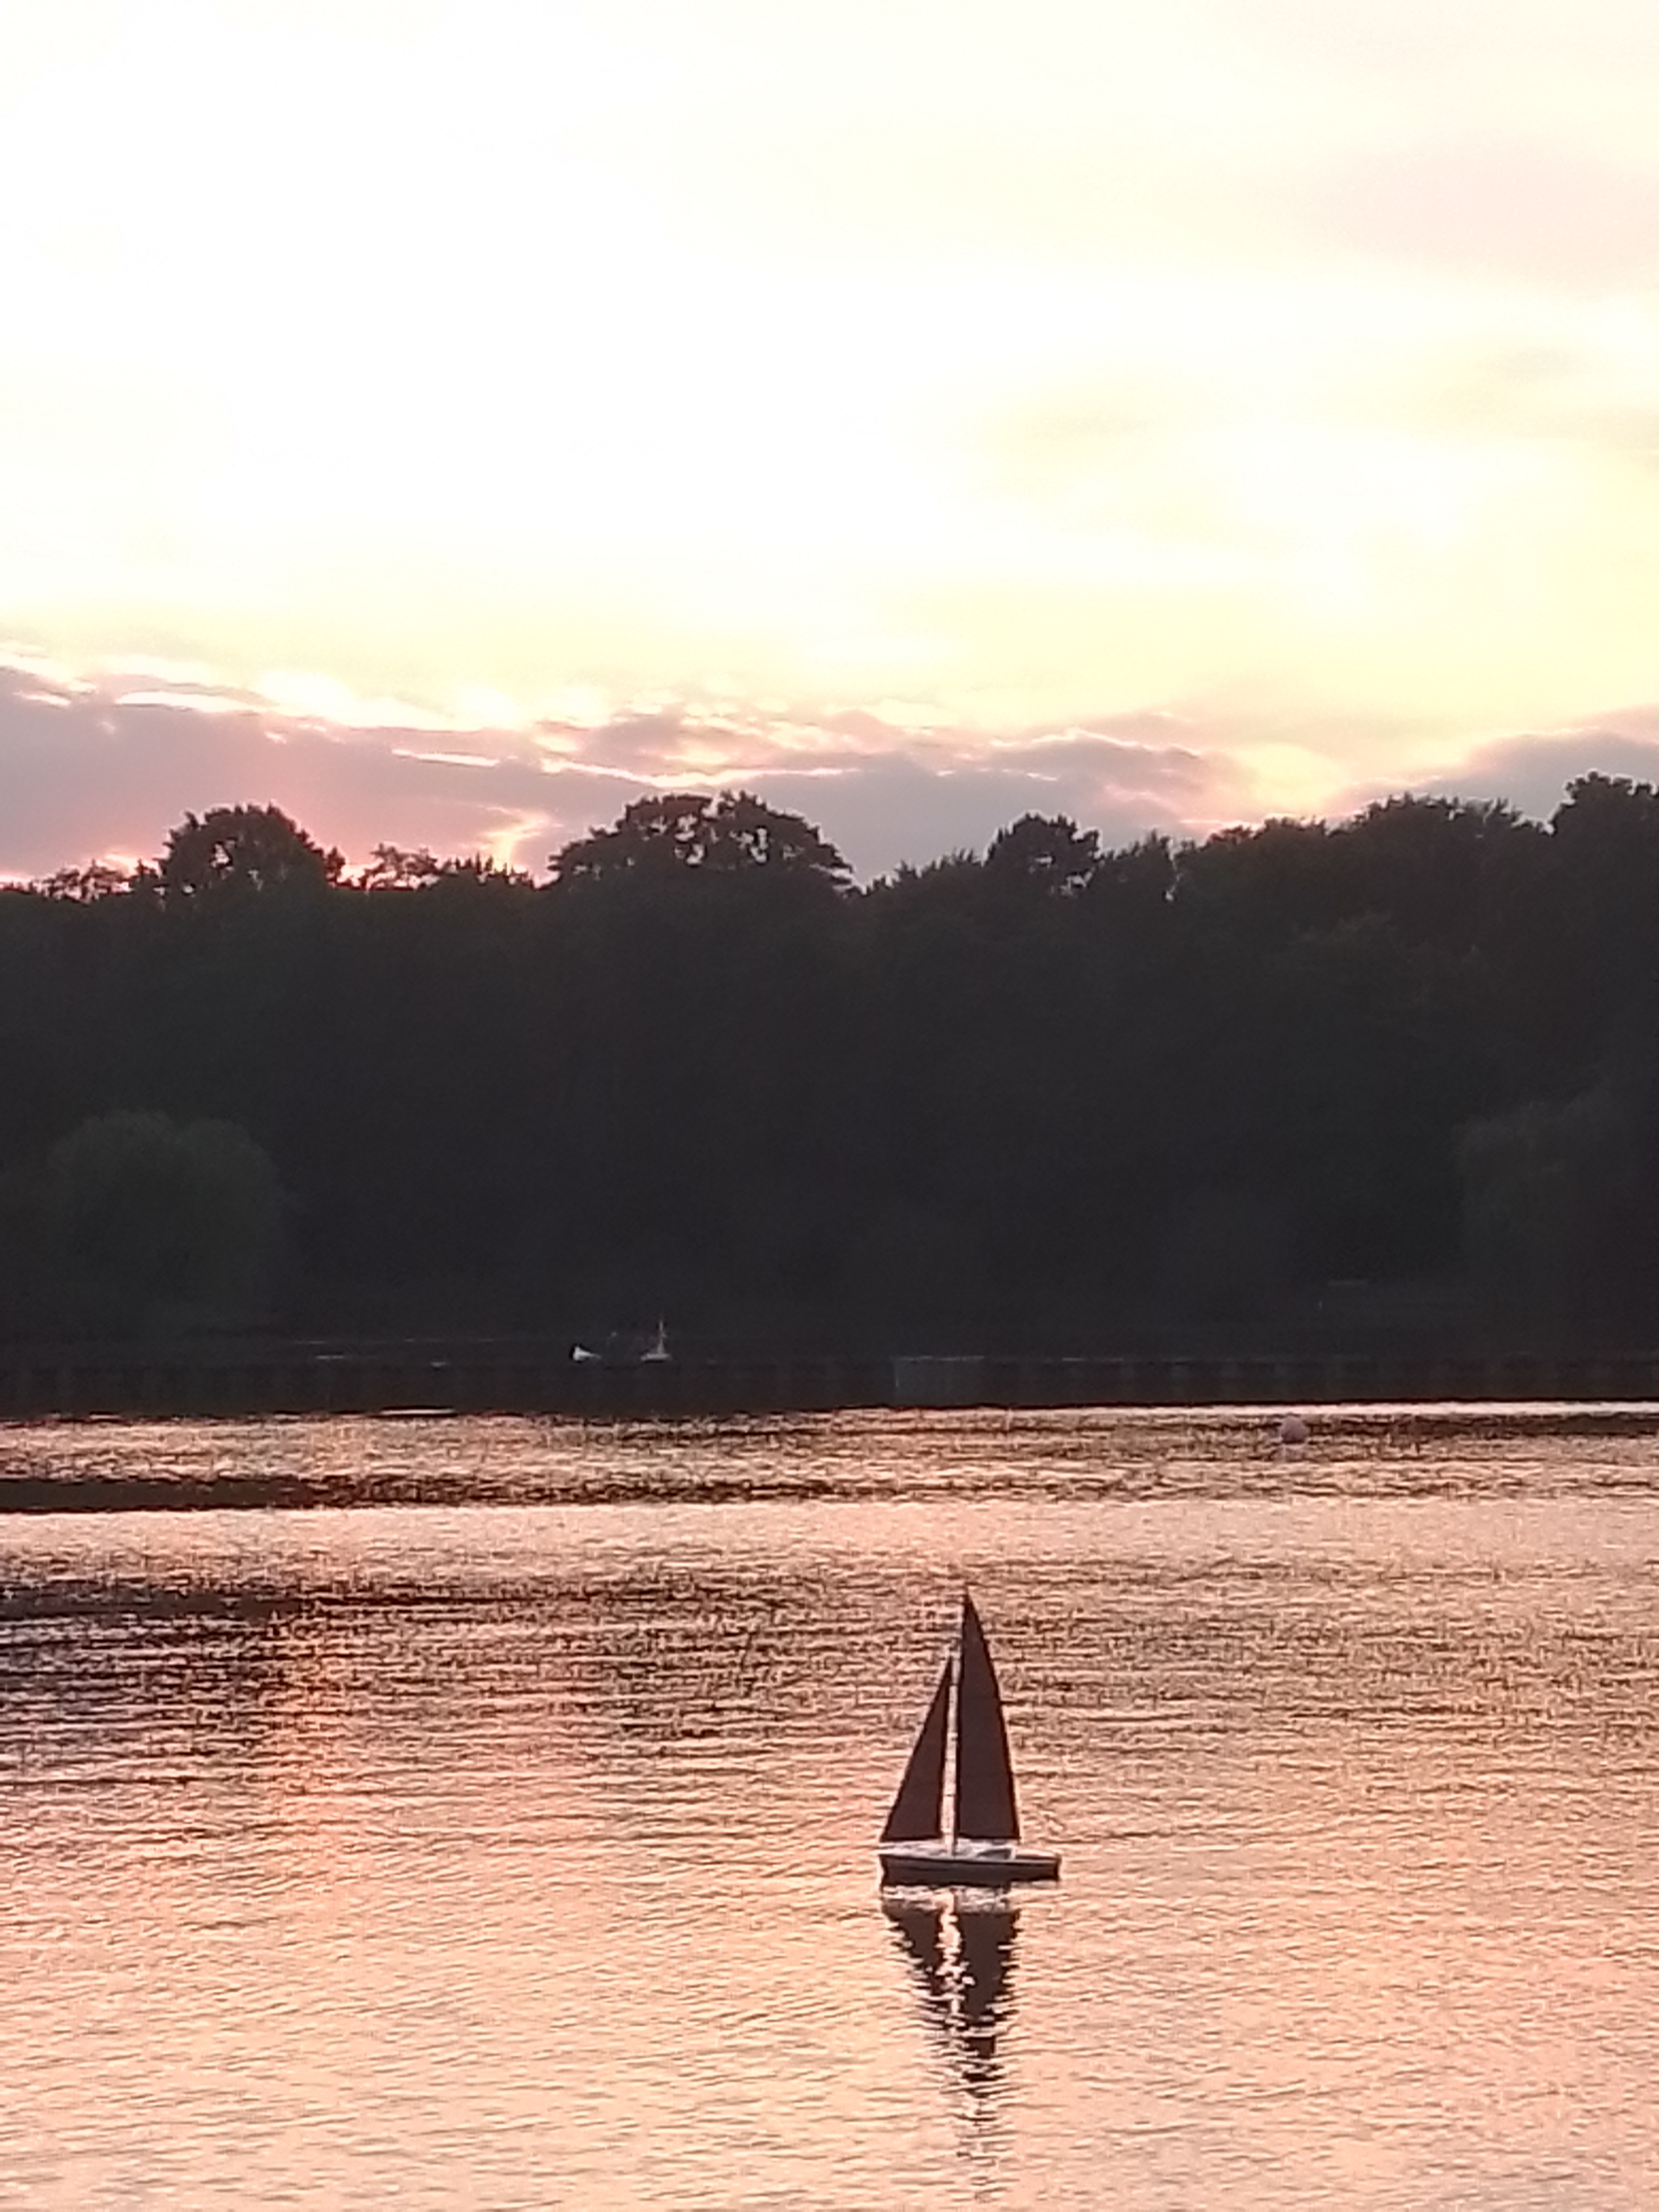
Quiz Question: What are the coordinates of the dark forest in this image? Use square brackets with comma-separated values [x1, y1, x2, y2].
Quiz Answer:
[3, 777, 1658, 1352]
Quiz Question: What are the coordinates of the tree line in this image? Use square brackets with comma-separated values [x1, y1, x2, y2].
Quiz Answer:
[2, 779, 1657, 1348]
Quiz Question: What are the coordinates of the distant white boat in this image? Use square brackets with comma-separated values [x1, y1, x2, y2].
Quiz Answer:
[878, 1594, 1060, 1888]
[571, 1320, 672, 1367]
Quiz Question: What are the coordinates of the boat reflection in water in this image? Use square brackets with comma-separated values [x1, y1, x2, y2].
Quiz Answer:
[882, 1889, 1021, 2126]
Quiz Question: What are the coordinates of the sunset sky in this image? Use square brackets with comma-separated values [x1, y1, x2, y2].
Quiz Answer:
[2, 0, 1655, 877]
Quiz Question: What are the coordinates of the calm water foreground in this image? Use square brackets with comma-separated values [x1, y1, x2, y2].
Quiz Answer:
[3, 1406, 1659, 2209]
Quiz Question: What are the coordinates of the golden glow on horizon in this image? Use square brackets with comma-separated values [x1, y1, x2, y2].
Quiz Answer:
[0, 0, 1655, 825]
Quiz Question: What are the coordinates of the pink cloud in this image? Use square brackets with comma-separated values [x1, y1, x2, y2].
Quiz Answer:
[1336, 707, 1659, 820]
[6, 657, 1654, 885]
[0, 660, 1253, 880]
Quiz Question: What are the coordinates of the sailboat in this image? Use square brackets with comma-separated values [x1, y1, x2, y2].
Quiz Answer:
[878, 1593, 1060, 1887]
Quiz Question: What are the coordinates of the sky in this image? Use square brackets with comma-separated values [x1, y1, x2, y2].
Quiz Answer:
[2, 0, 1655, 879]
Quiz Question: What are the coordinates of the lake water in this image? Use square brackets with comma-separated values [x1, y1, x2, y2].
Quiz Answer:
[3, 1405, 1659, 2208]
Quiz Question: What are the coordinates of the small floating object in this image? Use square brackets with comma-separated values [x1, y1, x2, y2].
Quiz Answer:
[570, 1322, 671, 1366]
[877, 1592, 1060, 1888]
[1277, 1412, 1310, 1446]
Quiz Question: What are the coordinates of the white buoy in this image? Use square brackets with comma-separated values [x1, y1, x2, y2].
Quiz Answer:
[1277, 1412, 1310, 1447]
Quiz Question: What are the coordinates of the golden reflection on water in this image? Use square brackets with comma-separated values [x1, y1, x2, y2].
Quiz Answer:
[1, 1406, 1658, 2208]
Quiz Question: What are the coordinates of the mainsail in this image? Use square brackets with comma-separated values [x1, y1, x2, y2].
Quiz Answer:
[952, 1594, 1020, 1842]
[881, 1658, 952, 1842]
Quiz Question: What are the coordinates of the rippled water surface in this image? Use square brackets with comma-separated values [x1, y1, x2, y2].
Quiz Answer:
[4, 1405, 1659, 2208]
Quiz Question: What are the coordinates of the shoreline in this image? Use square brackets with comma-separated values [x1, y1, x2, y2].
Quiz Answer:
[3, 1346, 1659, 1426]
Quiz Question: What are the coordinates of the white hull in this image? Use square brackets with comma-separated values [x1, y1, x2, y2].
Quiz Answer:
[879, 1840, 1060, 1887]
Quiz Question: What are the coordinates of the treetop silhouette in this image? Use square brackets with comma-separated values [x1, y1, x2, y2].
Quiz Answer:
[549, 791, 849, 886]
[154, 804, 344, 902]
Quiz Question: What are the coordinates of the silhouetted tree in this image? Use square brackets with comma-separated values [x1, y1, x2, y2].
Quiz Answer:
[1, 779, 1656, 1346]
[984, 814, 1101, 896]
[153, 804, 343, 902]
[358, 844, 445, 889]
[33, 861, 132, 902]
[550, 791, 849, 885]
